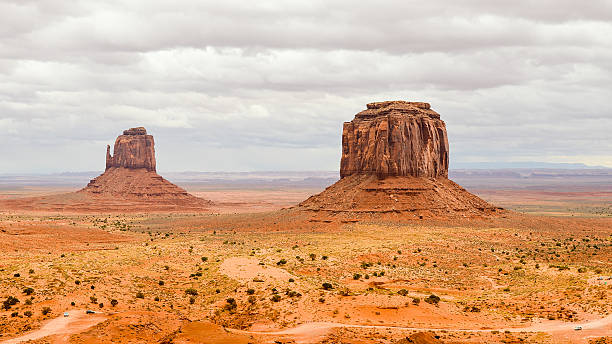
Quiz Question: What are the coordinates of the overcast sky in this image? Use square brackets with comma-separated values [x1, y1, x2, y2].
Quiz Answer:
[1, 0, 611, 173]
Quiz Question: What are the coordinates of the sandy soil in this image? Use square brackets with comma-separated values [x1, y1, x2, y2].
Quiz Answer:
[1, 310, 107, 344]
[0, 184, 611, 343]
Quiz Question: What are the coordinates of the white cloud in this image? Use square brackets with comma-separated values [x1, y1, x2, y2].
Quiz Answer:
[0, 0, 611, 173]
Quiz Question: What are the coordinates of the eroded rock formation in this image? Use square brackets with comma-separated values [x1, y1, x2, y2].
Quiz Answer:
[106, 127, 156, 171]
[300, 101, 500, 219]
[340, 101, 448, 179]
[79, 127, 211, 209]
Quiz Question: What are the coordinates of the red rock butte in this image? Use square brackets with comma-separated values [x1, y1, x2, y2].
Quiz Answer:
[341, 101, 449, 179]
[301, 101, 501, 219]
[79, 127, 211, 208]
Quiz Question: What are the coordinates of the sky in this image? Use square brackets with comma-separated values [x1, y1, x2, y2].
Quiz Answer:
[1, 0, 611, 173]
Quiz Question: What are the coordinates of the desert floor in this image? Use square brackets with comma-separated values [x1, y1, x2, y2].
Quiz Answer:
[0, 179, 610, 344]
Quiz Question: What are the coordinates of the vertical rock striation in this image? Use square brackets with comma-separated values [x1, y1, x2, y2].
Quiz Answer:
[300, 101, 500, 218]
[340, 101, 449, 179]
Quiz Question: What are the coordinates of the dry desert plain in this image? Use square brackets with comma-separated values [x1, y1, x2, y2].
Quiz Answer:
[0, 170, 611, 344]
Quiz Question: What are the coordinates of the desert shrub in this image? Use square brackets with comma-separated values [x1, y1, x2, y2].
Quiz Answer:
[224, 298, 237, 311]
[322, 256, 328, 260]
[25, 299, 33, 305]
[353, 273, 361, 280]
[289, 278, 295, 282]
[98, 303, 104, 308]
[286, 290, 300, 297]
[111, 299, 118, 307]
[90, 285, 95, 290]
[276, 259, 287, 266]
[11, 312, 18, 317]
[270, 295, 281, 302]
[189, 297, 195, 304]
[185, 288, 198, 296]
[322, 283, 333, 290]
[412, 297, 420, 305]
[135, 292, 145, 299]
[23, 287, 34, 295]
[424, 294, 440, 305]
[246, 289, 255, 295]
[201, 256, 208, 262]
[154, 296, 160, 301]
[248, 296, 257, 304]
[90, 296, 98, 304]
[319, 298, 325, 303]
[42, 307, 51, 315]
[2, 296, 19, 310]
[24, 311, 32, 317]
[338, 288, 350, 296]
[29, 269, 34, 274]
[397, 289, 409, 296]
[75, 280, 81, 285]
[158, 280, 165, 286]
[70, 301, 75, 306]
[309, 253, 316, 261]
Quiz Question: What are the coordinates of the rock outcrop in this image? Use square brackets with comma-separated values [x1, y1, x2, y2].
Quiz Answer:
[300, 101, 501, 219]
[340, 101, 448, 179]
[106, 127, 156, 171]
[78, 127, 211, 209]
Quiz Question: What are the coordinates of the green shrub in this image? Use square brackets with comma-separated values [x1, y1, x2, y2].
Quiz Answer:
[185, 288, 198, 296]
[424, 294, 440, 305]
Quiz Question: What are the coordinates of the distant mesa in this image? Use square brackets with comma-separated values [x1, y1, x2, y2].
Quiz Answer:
[300, 101, 501, 219]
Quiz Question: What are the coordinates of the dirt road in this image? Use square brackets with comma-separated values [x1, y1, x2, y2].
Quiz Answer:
[1, 310, 107, 344]
[232, 314, 612, 343]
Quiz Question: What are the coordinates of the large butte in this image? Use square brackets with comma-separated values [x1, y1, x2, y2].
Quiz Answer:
[300, 101, 502, 219]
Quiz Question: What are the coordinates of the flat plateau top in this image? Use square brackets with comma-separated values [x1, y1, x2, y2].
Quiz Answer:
[355, 100, 440, 120]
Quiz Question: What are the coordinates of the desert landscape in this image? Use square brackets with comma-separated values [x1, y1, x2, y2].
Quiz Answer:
[0, 102, 610, 344]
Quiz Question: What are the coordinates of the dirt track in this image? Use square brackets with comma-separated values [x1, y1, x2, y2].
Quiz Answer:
[1, 310, 107, 344]
[232, 314, 612, 343]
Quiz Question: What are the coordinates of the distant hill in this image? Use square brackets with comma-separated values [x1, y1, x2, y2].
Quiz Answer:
[451, 162, 609, 169]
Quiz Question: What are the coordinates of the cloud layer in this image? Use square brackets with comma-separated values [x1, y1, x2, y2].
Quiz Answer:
[1, 0, 611, 173]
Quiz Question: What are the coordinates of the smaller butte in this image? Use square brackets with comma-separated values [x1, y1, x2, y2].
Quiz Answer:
[300, 101, 502, 219]
[79, 127, 211, 208]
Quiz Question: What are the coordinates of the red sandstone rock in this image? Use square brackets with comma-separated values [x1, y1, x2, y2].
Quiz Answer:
[80, 127, 211, 208]
[300, 101, 500, 219]
[106, 127, 156, 171]
[340, 101, 449, 179]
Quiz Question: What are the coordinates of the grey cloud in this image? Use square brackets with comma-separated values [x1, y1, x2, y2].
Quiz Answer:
[0, 0, 611, 173]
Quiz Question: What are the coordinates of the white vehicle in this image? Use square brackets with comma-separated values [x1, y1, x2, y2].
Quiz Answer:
[574, 326, 582, 331]
[63, 312, 69, 317]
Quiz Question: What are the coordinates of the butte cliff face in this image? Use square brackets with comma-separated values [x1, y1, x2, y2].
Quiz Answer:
[340, 101, 449, 179]
[106, 127, 156, 171]
[300, 101, 500, 219]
